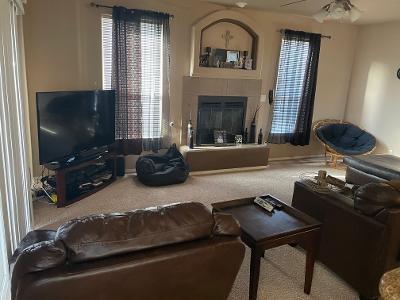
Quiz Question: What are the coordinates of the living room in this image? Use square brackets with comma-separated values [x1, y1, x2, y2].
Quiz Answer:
[1, 0, 400, 299]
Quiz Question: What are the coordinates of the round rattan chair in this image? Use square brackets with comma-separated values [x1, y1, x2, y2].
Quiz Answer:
[313, 119, 376, 167]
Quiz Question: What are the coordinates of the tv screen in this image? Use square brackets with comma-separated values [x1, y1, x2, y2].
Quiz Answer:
[36, 90, 115, 165]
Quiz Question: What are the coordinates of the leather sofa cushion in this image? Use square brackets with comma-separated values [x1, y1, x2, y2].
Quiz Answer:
[56, 202, 216, 263]
[354, 181, 400, 216]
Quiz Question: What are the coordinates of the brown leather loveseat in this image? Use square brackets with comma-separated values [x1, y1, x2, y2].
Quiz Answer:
[11, 202, 245, 300]
[292, 181, 400, 299]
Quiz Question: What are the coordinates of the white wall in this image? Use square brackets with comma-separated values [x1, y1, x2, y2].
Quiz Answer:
[23, 0, 359, 175]
[345, 21, 400, 155]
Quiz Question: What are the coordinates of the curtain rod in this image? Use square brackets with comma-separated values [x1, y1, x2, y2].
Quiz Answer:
[89, 2, 174, 18]
[277, 29, 331, 39]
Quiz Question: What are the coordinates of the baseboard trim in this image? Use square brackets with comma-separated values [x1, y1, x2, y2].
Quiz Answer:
[190, 166, 268, 176]
[125, 169, 136, 175]
[126, 154, 323, 176]
[269, 154, 324, 162]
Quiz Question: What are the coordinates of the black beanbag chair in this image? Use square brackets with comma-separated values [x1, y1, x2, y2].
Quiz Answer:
[136, 144, 189, 186]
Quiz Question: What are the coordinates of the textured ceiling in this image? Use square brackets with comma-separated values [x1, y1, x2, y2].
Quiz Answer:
[200, 0, 400, 25]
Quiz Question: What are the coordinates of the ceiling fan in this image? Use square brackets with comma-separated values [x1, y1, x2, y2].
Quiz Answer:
[281, 0, 362, 23]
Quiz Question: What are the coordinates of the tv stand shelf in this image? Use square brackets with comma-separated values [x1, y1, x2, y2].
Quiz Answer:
[46, 154, 117, 207]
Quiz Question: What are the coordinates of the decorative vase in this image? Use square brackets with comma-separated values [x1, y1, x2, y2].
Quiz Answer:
[249, 104, 262, 144]
[187, 119, 194, 149]
[250, 119, 256, 144]
[257, 128, 263, 144]
[243, 128, 248, 144]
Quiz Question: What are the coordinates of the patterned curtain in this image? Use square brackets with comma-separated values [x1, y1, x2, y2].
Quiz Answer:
[112, 6, 171, 154]
[268, 29, 321, 146]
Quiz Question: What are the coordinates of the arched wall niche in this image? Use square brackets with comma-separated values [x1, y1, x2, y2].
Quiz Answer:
[190, 10, 264, 79]
[201, 19, 257, 68]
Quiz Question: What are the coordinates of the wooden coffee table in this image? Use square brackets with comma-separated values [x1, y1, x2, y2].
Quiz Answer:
[212, 196, 321, 300]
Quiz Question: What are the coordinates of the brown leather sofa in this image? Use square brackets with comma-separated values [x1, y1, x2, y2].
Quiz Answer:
[344, 155, 400, 185]
[11, 202, 245, 300]
[292, 181, 400, 300]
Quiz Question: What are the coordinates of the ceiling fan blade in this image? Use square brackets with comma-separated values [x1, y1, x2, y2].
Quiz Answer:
[280, 0, 308, 7]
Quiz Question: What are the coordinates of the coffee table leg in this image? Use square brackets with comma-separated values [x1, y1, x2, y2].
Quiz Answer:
[250, 249, 262, 300]
[304, 230, 320, 294]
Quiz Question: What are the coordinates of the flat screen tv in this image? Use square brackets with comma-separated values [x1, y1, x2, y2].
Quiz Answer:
[36, 90, 115, 165]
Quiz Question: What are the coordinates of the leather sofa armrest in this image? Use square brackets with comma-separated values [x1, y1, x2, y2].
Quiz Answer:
[11, 240, 66, 300]
[374, 208, 400, 270]
[212, 213, 241, 236]
[355, 182, 400, 217]
[10, 230, 56, 264]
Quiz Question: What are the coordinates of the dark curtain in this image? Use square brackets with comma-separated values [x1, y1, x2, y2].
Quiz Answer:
[268, 29, 321, 146]
[111, 6, 171, 155]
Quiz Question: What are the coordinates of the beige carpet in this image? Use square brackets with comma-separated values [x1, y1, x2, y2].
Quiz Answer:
[33, 158, 358, 299]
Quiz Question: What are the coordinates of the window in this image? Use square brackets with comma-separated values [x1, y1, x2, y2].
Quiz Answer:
[101, 15, 163, 139]
[101, 16, 113, 91]
[0, 0, 33, 297]
[270, 37, 310, 135]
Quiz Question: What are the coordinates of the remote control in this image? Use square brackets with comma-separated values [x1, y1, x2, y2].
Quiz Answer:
[260, 195, 284, 210]
[254, 197, 274, 213]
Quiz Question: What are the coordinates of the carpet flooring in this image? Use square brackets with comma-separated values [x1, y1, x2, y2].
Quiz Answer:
[33, 158, 358, 299]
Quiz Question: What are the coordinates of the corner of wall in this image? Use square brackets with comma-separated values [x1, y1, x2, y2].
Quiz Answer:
[342, 25, 361, 121]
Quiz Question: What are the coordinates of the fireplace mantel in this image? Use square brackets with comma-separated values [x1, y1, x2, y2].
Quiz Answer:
[190, 10, 264, 79]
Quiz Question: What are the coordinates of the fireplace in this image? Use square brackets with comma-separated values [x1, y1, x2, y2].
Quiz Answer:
[196, 96, 247, 145]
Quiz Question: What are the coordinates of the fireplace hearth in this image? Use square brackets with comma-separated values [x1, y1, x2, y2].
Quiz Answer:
[196, 96, 247, 145]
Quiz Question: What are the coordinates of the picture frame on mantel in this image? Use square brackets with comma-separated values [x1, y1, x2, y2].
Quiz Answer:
[214, 130, 227, 145]
[226, 50, 240, 63]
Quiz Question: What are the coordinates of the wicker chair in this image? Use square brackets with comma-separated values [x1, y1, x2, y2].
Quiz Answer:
[313, 119, 376, 167]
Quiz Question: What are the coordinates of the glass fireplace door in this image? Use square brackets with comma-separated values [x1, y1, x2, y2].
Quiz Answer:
[197, 96, 247, 145]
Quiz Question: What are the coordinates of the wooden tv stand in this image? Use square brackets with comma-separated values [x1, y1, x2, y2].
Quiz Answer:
[45, 154, 117, 207]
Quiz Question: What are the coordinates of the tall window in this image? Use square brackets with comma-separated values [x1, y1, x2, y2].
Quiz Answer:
[270, 39, 310, 135]
[0, 0, 32, 296]
[101, 16, 113, 91]
[268, 30, 321, 146]
[101, 14, 164, 140]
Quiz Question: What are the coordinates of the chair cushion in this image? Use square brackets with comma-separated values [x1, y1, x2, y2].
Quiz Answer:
[55, 202, 215, 263]
[316, 123, 376, 155]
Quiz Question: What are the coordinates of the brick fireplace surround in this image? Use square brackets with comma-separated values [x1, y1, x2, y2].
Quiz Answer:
[181, 76, 262, 143]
